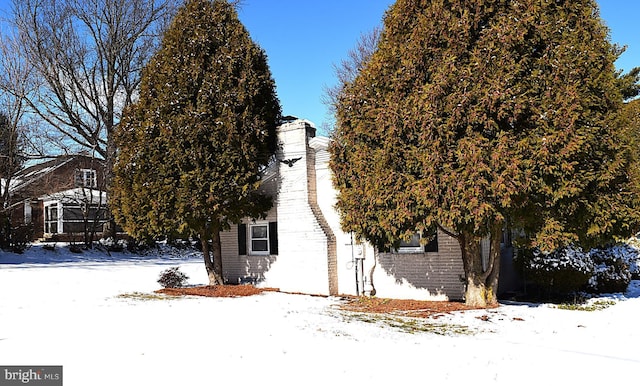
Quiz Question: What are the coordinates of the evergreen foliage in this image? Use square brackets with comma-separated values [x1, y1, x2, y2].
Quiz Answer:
[588, 247, 631, 294]
[518, 245, 595, 298]
[157, 266, 190, 288]
[112, 0, 281, 284]
[330, 0, 640, 306]
[617, 67, 640, 101]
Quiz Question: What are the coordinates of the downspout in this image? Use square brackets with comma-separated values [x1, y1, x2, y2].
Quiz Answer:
[351, 232, 359, 295]
[368, 247, 376, 296]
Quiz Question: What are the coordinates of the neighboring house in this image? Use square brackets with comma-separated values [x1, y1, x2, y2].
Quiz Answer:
[7, 154, 108, 242]
[219, 119, 471, 300]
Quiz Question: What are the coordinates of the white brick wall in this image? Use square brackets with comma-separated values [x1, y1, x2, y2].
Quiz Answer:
[374, 229, 465, 300]
[220, 119, 466, 300]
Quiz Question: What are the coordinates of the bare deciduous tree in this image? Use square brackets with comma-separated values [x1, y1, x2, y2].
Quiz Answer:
[4, 0, 179, 238]
[0, 31, 31, 212]
[322, 27, 380, 132]
[10, 0, 179, 161]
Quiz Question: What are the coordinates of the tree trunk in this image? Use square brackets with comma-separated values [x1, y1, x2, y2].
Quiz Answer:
[211, 229, 224, 284]
[460, 223, 502, 307]
[104, 133, 118, 240]
[201, 224, 224, 286]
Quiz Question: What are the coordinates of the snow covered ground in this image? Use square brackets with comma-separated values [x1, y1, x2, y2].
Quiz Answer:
[1, 244, 638, 385]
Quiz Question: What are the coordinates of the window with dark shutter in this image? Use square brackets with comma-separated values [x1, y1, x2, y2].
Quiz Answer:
[238, 223, 247, 255]
[393, 229, 438, 253]
[398, 232, 422, 253]
[269, 222, 278, 255]
[250, 224, 269, 254]
[424, 231, 438, 253]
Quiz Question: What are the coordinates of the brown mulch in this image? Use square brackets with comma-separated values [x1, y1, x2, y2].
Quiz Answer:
[155, 285, 485, 318]
[156, 285, 278, 298]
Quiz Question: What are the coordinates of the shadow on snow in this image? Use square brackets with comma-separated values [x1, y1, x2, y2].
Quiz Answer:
[0, 243, 202, 267]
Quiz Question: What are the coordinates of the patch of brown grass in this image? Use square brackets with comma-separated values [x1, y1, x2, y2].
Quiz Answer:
[338, 296, 481, 318]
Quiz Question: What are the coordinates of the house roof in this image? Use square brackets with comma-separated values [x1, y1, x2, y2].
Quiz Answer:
[309, 136, 330, 150]
[259, 158, 280, 186]
[9, 154, 106, 195]
[40, 188, 107, 205]
[309, 136, 331, 165]
[10, 156, 76, 194]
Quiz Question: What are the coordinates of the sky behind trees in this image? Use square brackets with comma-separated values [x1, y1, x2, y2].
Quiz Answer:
[237, 0, 639, 133]
[0, 0, 637, 133]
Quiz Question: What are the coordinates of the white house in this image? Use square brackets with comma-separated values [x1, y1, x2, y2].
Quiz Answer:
[218, 119, 467, 301]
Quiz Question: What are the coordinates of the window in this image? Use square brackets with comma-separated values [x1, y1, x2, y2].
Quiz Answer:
[398, 233, 423, 253]
[45, 205, 58, 234]
[250, 224, 269, 254]
[75, 169, 97, 188]
[397, 230, 438, 253]
[238, 222, 278, 255]
[24, 201, 32, 224]
[62, 204, 107, 233]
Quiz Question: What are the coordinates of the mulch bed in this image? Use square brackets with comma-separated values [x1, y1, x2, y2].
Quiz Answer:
[156, 285, 278, 298]
[155, 285, 483, 318]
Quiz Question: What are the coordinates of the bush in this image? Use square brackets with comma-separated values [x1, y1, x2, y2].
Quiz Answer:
[9, 224, 33, 254]
[68, 243, 83, 253]
[517, 245, 594, 298]
[588, 247, 632, 294]
[157, 267, 189, 288]
[125, 237, 155, 253]
[99, 237, 125, 252]
[615, 240, 640, 279]
[0, 219, 32, 254]
[167, 238, 194, 250]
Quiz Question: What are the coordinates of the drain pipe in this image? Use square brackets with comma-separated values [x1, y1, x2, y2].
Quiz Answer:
[350, 233, 360, 296]
[354, 243, 366, 296]
[368, 248, 377, 296]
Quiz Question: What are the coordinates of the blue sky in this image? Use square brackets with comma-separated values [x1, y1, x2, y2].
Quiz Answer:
[239, 0, 640, 133]
[237, 0, 394, 133]
[598, 1, 640, 73]
[0, 0, 638, 135]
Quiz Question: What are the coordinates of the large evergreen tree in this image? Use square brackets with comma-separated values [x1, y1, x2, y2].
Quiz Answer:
[112, 0, 281, 285]
[330, 0, 640, 306]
